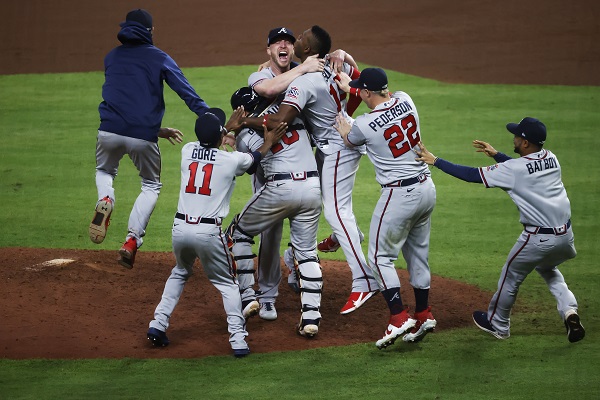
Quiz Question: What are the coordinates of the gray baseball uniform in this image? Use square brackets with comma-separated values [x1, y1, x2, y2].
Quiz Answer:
[478, 149, 577, 336]
[282, 61, 378, 294]
[231, 113, 323, 328]
[149, 142, 257, 352]
[235, 68, 288, 307]
[346, 91, 436, 293]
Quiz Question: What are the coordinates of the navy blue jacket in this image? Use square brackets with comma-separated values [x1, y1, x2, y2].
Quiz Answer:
[98, 22, 209, 142]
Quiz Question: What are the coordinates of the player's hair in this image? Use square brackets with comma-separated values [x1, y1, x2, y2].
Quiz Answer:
[372, 88, 390, 96]
[310, 25, 332, 58]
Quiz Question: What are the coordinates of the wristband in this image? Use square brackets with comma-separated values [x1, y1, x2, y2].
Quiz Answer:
[262, 114, 269, 127]
[350, 88, 361, 96]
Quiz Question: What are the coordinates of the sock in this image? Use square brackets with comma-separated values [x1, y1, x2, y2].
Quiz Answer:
[382, 288, 403, 315]
[414, 288, 429, 312]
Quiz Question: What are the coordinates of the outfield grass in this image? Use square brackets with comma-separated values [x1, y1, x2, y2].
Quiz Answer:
[0, 66, 598, 399]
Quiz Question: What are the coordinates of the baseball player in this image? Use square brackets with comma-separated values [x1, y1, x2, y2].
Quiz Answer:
[227, 83, 324, 337]
[335, 68, 437, 349]
[415, 117, 585, 343]
[235, 27, 324, 321]
[237, 26, 379, 315]
[89, 9, 210, 269]
[147, 108, 287, 357]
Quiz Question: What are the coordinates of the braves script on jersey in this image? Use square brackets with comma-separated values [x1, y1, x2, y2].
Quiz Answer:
[479, 149, 569, 227]
[177, 142, 255, 218]
[347, 91, 430, 184]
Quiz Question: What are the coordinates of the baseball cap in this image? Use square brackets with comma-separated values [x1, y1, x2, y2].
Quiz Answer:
[125, 9, 153, 30]
[506, 117, 546, 146]
[195, 108, 226, 147]
[230, 87, 262, 112]
[267, 27, 296, 46]
[349, 67, 388, 91]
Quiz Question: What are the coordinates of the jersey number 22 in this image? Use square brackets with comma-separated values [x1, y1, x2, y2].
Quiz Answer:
[384, 114, 420, 158]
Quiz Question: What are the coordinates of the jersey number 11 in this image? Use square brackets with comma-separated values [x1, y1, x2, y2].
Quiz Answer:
[185, 162, 213, 196]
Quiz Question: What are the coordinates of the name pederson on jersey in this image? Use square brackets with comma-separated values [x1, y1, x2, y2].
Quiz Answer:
[479, 149, 571, 228]
[346, 91, 429, 185]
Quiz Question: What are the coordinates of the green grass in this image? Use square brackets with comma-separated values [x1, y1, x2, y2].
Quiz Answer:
[1, 66, 599, 399]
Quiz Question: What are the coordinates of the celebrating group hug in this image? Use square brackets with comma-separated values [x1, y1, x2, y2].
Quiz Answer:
[88, 9, 585, 357]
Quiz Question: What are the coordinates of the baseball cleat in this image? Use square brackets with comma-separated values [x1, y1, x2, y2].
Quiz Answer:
[259, 302, 278, 321]
[89, 196, 113, 244]
[233, 347, 250, 358]
[472, 311, 510, 339]
[118, 237, 137, 269]
[340, 290, 378, 314]
[242, 300, 260, 319]
[564, 311, 585, 343]
[297, 318, 320, 338]
[376, 310, 416, 349]
[317, 235, 340, 252]
[283, 248, 300, 293]
[147, 327, 170, 347]
[403, 306, 437, 343]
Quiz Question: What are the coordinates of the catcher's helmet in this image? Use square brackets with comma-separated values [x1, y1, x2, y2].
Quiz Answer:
[230, 87, 262, 113]
[195, 107, 226, 147]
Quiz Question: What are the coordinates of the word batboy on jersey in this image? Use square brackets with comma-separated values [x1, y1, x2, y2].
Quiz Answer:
[368, 100, 413, 131]
[525, 156, 558, 174]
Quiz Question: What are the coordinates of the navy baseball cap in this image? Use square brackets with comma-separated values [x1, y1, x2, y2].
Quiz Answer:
[195, 108, 226, 146]
[125, 9, 153, 30]
[267, 27, 296, 46]
[349, 67, 388, 91]
[506, 117, 546, 146]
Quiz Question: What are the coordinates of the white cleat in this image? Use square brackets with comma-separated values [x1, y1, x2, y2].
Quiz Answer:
[376, 311, 416, 349]
[242, 300, 260, 319]
[297, 318, 320, 338]
[259, 302, 278, 321]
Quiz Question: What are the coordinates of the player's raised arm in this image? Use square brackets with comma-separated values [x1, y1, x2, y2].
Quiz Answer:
[254, 55, 325, 98]
[242, 104, 298, 131]
[255, 122, 287, 156]
[472, 140, 498, 157]
[334, 112, 355, 149]
[415, 142, 484, 184]
[335, 71, 352, 93]
[158, 127, 183, 145]
[473, 139, 513, 163]
[327, 49, 359, 72]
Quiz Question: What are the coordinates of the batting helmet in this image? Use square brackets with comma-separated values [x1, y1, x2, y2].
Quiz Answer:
[195, 107, 226, 147]
[230, 87, 262, 113]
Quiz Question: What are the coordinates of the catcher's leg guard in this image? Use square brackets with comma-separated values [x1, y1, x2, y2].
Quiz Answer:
[297, 258, 323, 322]
[230, 217, 257, 302]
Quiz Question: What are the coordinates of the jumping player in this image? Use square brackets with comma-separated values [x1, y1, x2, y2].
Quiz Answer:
[147, 108, 287, 357]
[89, 9, 210, 269]
[335, 68, 437, 349]
[236, 26, 379, 315]
[416, 117, 585, 343]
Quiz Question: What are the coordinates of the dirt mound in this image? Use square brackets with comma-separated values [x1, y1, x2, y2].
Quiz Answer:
[1, 247, 490, 358]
